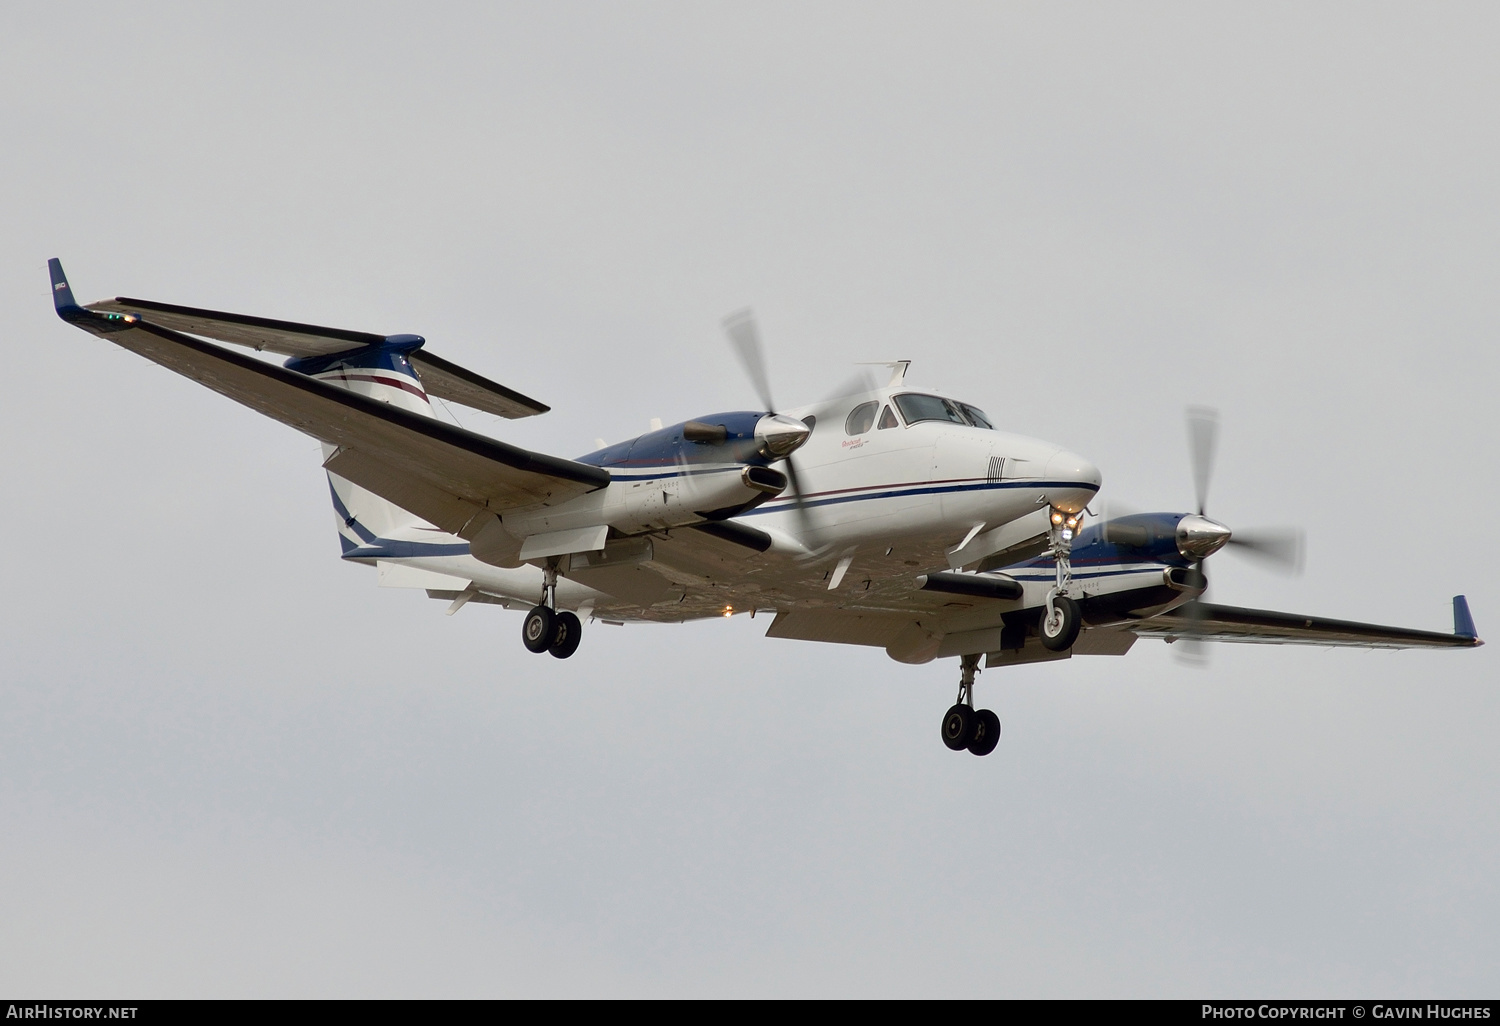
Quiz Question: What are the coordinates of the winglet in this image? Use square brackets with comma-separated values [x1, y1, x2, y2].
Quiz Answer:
[47, 258, 82, 318]
[1453, 595, 1479, 641]
[48, 259, 138, 333]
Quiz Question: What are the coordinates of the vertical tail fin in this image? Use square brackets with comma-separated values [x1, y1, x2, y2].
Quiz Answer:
[293, 339, 440, 551]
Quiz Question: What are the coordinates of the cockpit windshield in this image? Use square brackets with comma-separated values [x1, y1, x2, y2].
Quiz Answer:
[893, 393, 995, 430]
[957, 402, 994, 429]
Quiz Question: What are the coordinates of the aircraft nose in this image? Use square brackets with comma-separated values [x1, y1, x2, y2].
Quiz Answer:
[1043, 449, 1102, 514]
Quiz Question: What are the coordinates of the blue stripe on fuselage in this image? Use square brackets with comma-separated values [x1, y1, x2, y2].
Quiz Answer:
[1006, 565, 1165, 582]
[328, 480, 378, 544]
[742, 478, 1099, 515]
[328, 477, 470, 559]
[342, 539, 472, 559]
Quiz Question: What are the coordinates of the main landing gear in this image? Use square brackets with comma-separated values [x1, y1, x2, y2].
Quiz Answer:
[521, 560, 582, 659]
[942, 654, 1000, 756]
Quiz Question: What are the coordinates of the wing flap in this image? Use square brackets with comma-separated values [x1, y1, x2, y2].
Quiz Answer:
[1128, 600, 1482, 650]
[766, 609, 918, 648]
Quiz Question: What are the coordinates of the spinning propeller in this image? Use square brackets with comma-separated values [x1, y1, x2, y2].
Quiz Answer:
[1178, 406, 1305, 662]
[1183, 407, 1305, 571]
[1101, 407, 1305, 663]
[722, 309, 818, 542]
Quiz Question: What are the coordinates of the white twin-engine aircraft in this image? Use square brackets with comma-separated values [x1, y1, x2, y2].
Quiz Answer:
[49, 260, 1481, 756]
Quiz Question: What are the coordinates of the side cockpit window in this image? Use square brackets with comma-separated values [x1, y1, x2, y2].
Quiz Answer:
[845, 401, 878, 435]
[878, 405, 899, 429]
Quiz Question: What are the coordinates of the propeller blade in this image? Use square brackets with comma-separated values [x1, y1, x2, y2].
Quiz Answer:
[1096, 497, 1145, 545]
[1175, 565, 1211, 667]
[781, 370, 878, 435]
[1227, 527, 1305, 574]
[1097, 497, 1141, 520]
[1186, 406, 1219, 516]
[722, 308, 776, 413]
[816, 368, 879, 408]
[781, 452, 818, 545]
[720, 308, 825, 551]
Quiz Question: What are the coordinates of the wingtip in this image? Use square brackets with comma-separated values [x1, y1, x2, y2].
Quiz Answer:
[1453, 595, 1480, 644]
[48, 257, 81, 316]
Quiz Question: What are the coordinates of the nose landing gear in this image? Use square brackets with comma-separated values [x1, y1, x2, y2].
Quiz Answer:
[1041, 595, 1081, 651]
[521, 559, 584, 659]
[941, 654, 1001, 756]
[1041, 509, 1083, 652]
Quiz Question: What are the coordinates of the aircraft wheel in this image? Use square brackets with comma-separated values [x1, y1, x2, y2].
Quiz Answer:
[968, 709, 1001, 756]
[1040, 595, 1081, 651]
[549, 611, 582, 659]
[941, 704, 977, 751]
[522, 606, 557, 653]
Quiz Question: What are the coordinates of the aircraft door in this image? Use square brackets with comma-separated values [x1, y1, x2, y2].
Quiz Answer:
[932, 430, 980, 521]
[832, 402, 934, 535]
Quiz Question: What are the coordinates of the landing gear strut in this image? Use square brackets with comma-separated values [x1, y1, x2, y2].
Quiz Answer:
[941, 654, 1001, 756]
[521, 559, 584, 659]
[1041, 509, 1083, 652]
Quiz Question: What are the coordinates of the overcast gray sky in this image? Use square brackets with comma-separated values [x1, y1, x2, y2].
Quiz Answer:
[2, 2, 1497, 997]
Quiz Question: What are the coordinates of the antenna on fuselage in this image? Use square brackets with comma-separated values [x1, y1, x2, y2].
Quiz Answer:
[857, 360, 911, 387]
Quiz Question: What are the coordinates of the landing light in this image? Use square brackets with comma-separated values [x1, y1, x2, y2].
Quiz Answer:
[723, 607, 733, 617]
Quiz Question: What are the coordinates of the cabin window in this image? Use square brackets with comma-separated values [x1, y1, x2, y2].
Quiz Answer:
[845, 401, 879, 435]
[878, 405, 899, 429]
[892, 393, 967, 426]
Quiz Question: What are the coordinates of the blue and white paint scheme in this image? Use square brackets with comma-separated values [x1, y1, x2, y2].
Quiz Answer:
[48, 258, 1480, 755]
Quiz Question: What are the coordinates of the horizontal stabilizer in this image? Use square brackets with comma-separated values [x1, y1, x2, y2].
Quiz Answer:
[86, 293, 549, 419]
[407, 349, 549, 420]
[377, 562, 472, 591]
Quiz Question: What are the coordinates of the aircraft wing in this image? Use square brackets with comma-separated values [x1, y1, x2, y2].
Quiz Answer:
[1123, 597, 1482, 650]
[51, 262, 607, 552]
[85, 293, 549, 419]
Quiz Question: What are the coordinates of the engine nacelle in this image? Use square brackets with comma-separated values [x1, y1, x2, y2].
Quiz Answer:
[503, 463, 787, 543]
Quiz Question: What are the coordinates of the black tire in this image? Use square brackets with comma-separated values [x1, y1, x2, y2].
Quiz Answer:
[521, 606, 557, 653]
[549, 611, 582, 659]
[1040, 595, 1081, 651]
[968, 709, 1001, 756]
[941, 704, 977, 751]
